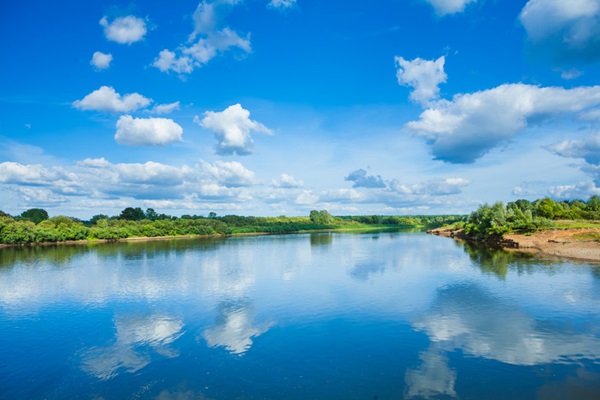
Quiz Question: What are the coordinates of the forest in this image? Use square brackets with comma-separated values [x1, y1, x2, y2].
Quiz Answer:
[0, 207, 464, 245]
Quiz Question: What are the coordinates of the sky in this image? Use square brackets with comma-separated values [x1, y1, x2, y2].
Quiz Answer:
[1, 0, 600, 219]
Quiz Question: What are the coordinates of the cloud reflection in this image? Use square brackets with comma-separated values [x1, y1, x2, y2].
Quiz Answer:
[405, 347, 457, 399]
[413, 284, 600, 366]
[202, 301, 273, 355]
[82, 314, 184, 380]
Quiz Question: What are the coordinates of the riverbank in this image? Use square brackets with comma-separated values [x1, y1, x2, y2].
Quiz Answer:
[428, 226, 600, 263]
[0, 225, 414, 249]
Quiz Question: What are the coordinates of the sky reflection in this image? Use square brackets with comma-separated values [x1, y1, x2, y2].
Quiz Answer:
[0, 232, 599, 398]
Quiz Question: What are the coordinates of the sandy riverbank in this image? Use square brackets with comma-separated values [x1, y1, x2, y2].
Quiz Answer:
[428, 227, 600, 264]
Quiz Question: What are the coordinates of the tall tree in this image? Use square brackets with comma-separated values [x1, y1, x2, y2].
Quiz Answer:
[119, 207, 145, 221]
[21, 208, 49, 224]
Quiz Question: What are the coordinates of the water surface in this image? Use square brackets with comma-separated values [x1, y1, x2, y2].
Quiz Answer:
[0, 232, 599, 399]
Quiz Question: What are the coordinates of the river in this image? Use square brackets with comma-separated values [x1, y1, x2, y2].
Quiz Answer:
[0, 231, 598, 399]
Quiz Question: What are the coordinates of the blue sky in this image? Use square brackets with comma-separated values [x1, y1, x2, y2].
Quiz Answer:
[1, 0, 600, 218]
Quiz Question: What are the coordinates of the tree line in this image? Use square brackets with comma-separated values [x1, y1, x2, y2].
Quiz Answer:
[463, 196, 600, 239]
[0, 206, 464, 245]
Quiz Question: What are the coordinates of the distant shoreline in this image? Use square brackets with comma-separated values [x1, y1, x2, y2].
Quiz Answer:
[428, 227, 600, 264]
[0, 225, 410, 249]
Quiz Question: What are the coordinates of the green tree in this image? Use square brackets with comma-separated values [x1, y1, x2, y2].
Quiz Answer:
[119, 207, 145, 221]
[145, 208, 159, 221]
[587, 195, 600, 212]
[89, 214, 109, 226]
[20, 208, 49, 224]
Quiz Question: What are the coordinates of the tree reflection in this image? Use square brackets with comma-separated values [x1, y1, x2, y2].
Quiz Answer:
[0, 237, 226, 269]
[310, 232, 333, 247]
[462, 242, 557, 279]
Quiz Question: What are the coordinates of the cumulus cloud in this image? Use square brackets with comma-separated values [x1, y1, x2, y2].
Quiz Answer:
[345, 169, 386, 188]
[201, 160, 254, 186]
[90, 51, 112, 70]
[548, 180, 600, 198]
[153, 49, 194, 74]
[114, 162, 186, 186]
[405, 83, 600, 163]
[268, 0, 297, 9]
[99, 15, 147, 45]
[272, 173, 303, 188]
[14, 187, 68, 206]
[115, 115, 183, 146]
[395, 56, 447, 106]
[319, 188, 364, 203]
[196, 104, 272, 155]
[153, 1, 250, 75]
[73, 86, 152, 113]
[147, 101, 181, 115]
[0, 162, 65, 185]
[0, 156, 259, 211]
[547, 132, 600, 165]
[423, 0, 477, 16]
[547, 132, 600, 186]
[389, 177, 470, 196]
[519, 0, 600, 65]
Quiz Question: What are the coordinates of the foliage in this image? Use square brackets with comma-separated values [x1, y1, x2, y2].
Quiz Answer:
[119, 207, 146, 221]
[20, 208, 49, 224]
[0, 206, 468, 246]
[463, 196, 600, 239]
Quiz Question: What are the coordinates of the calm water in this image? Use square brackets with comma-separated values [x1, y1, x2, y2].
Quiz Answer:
[0, 231, 599, 399]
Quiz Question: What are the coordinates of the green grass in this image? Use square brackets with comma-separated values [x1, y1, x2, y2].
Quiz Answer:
[573, 232, 600, 241]
[552, 220, 600, 229]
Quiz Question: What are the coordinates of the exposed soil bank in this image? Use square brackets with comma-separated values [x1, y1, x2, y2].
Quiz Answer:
[428, 227, 600, 264]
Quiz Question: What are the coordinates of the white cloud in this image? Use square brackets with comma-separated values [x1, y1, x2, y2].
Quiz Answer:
[148, 101, 181, 115]
[519, 0, 600, 64]
[423, 0, 477, 16]
[115, 115, 183, 146]
[114, 162, 186, 186]
[153, 1, 250, 75]
[0, 162, 62, 185]
[548, 180, 600, 198]
[152, 50, 194, 74]
[345, 169, 386, 188]
[15, 187, 68, 206]
[547, 132, 600, 165]
[73, 86, 152, 113]
[0, 156, 259, 211]
[268, 0, 297, 9]
[99, 15, 147, 45]
[386, 177, 470, 197]
[196, 104, 272, 155]
[90, 51, 112, 70]
[561, 68, 583, 80]
[410, 178, 471, 195]
[547, 132, 600, 185]
[395, 56, 447, 106]
[272, 173, 303, 188]
[405, 83, 600, 163]
[201, 160, 255, 187]
[319, 188, 364, 202]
